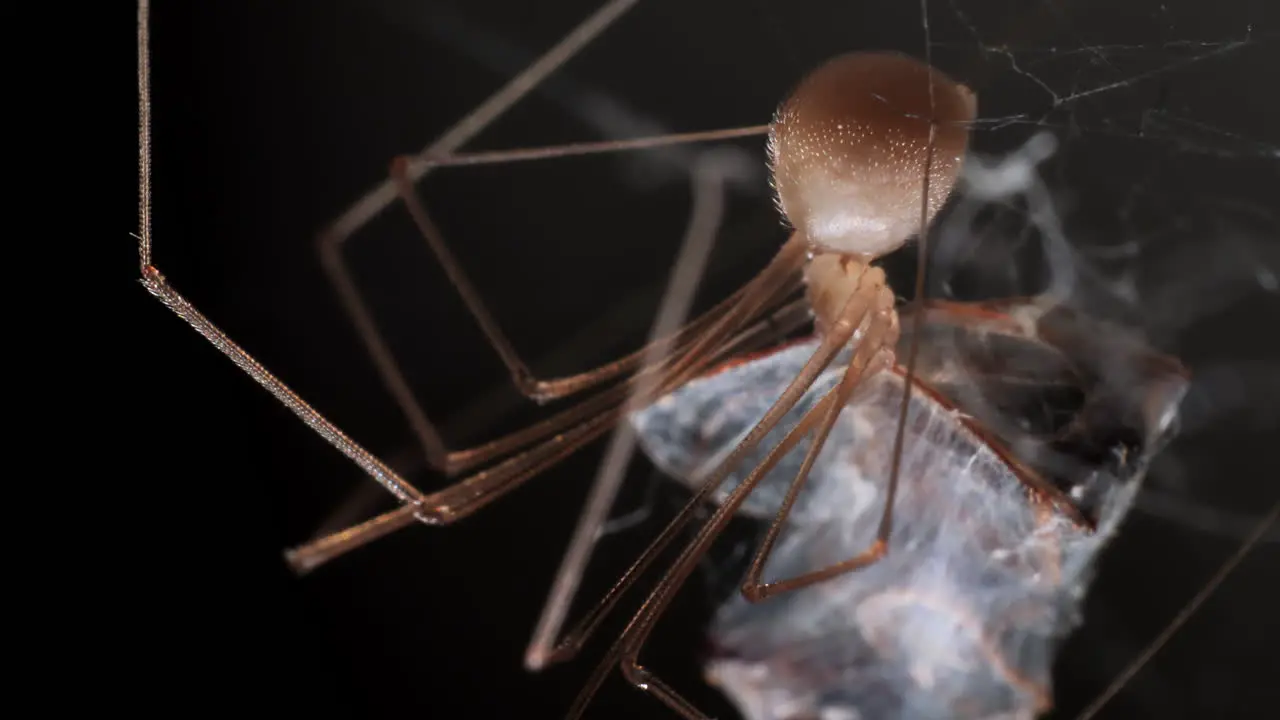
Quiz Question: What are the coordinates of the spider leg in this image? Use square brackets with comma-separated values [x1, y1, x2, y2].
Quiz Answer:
[738, 284, 900, 602]
[558, 286, 881, 718]
[283, 239, 809, 572]
[320, 129, 770, 478]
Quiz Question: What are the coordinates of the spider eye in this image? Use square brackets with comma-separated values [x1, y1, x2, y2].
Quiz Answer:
[769, 51, 977, 258]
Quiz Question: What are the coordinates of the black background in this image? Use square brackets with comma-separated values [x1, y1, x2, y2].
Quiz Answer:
[131, 1, 1278, 718]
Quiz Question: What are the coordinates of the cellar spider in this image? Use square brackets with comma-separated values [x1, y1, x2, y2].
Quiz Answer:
[136, 1, 1276, 717]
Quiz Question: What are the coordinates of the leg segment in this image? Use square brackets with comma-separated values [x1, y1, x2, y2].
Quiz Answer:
[557, 285, 890, 719]
[319, 128, 771, 478]
[740, 279, 901, 602]
[284, 237, 809, 571]
[736, 344, 1091, 605]
[141, 267, 424, 506]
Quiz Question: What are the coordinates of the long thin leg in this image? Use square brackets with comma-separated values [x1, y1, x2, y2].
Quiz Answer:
[736, 367, 1089, 603]
[603, 313, 899, 720]
[392, 144, 767, 404]
[145, 166, 800, 577]
[320, 126, 769, 477]
[138, 1, 423, 502]
[525, 296, 820, 671]
[739, 288, 899, 602]
[523, 151, 770, 670]
[141, 271, 427, 508]
[140, 0, 647, 477]
[317, 0, 646, 246]
[282, 239, 809, 571]
[286, 295, 816, 574]
[536, 292, 870, 674]
[529, 287, 876, 720]
[350, 261, 797, 485]
[138, 0, 684, 551]
[146, 242, 683, 547]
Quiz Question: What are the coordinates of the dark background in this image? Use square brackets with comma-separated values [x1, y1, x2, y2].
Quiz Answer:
[130, 1, 1278, 718]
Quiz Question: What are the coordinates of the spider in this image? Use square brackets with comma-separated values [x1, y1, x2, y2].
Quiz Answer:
[136, 2, 1274, 717]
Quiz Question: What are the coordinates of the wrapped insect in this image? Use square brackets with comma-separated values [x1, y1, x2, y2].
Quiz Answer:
[632, 301, 1189, 719]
